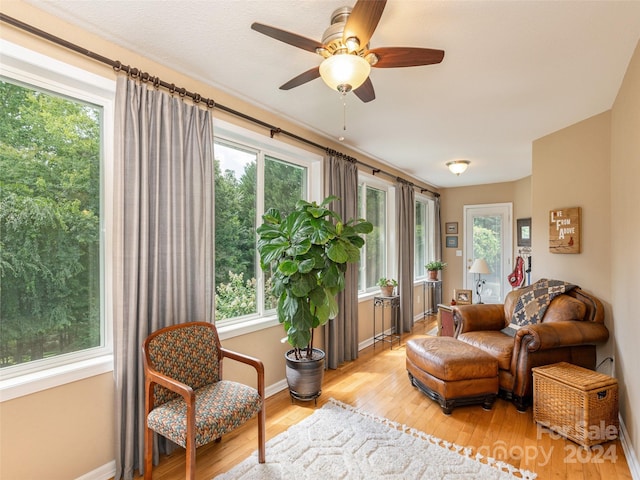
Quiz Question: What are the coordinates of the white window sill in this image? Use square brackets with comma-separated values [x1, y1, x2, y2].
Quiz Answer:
[217, 315, 280, 341]
[0, 355, 114, 402]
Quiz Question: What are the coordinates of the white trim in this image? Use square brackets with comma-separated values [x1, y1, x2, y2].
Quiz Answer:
[74, 460, 116, 480]
[620, 414, 640, 480]
[0, 355, 113, 402]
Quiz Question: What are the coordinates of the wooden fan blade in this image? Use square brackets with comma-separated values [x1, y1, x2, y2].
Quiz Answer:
[343, 0, 387, 49]
[353, 77, 375, 103]
[279, 67, 321, 90]
[369, 47, 445, 68]
[251, 22, 323, 53]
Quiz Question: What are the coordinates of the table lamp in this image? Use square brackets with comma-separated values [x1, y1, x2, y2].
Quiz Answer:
[469, 258, 491, 304]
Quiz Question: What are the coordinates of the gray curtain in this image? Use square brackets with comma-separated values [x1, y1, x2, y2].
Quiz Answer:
[434, 195, 442, 261]
[324, 153, 359, 369]
[397, 180, 415, 332]
[113, 76, 215, 479]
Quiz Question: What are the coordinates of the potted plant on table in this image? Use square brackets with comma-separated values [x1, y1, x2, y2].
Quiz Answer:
[377, 277, 398, 297]
[426, 261, 447, 280]
[257, 196, 372, 402]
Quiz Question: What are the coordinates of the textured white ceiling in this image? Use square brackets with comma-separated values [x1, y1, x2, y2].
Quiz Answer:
[24, 0, 640, 188]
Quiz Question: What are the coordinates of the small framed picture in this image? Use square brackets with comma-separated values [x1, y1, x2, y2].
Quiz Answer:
[445, 222, 458, 234]
[454, 289, 472, 305]
[517, 217, 531, 247]
[446, 236, 458, 248]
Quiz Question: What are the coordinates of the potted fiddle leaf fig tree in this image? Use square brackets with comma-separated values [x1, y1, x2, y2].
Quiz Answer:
[257, 196, 372, 402]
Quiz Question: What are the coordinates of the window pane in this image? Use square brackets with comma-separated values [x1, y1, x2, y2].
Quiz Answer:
[364, 186, 386, 289]
[0, 80, 102, 368]
[263, 156, 306, 310]
[214, 141, 258, 319]
[472, 215, 503, 303]
[415, 201, 426, 278]
[264, 155, 306, 215]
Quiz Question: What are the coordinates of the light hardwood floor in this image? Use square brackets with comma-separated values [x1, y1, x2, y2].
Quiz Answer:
[139, 318, 631, 480]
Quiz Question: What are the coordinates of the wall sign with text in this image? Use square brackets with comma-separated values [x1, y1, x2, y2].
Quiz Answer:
[549, 207, 581, 254]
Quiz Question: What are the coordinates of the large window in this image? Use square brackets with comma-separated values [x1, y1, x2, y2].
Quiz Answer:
[213, 130, 318, 325]
[357, 175, 395, 292]
[0, 41, 113, 391]
[415, 195, 435, 279]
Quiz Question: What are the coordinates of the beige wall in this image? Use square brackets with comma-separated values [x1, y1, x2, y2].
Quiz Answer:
[0, 373, 115, 480]
[531, 38, 640, 465]
[0, 2, 439, 478]
[438, 178, 532, 304]
[611, 39, 640, 467]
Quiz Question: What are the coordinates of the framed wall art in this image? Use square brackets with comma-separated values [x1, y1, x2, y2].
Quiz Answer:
[549, 207, 581, 254]
[445, 222, 458, 234]
[517, 218, 531, 247]
[446, 236, 458, 248]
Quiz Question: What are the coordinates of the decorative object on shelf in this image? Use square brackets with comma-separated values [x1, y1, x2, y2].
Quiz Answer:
[549, 207, 581, 254]
[446, 160, 470, 176]
[517, 217, 531, 247]
[445, 236, 458, 248]
[454, 289, 472, 305]
[469, 258, 491, 304]
[257, 196, 372, 402]
[377, 277, 397, 297]
[425, 261, 447, 280]
[445, 222, 458, 234]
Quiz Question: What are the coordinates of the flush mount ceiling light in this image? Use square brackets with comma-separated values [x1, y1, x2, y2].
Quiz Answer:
[319, 53, 371, 93]
[446, 160, 470, 176]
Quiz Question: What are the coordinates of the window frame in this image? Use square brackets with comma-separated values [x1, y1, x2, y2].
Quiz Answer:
[212, 118, 323, 339]
[414, 193, 436, 281]
[0, 40, 115, 401]
[357, 172, 396, 296]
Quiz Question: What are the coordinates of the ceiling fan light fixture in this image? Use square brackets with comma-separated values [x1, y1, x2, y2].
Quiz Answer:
[447, 160, 470, 176]
[345, 36, 361, 52]
[319, 53, 371, 93]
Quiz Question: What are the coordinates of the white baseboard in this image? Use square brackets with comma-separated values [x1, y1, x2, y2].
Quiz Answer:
[620, 414, 640, 480]
[75, 460, 115, 480]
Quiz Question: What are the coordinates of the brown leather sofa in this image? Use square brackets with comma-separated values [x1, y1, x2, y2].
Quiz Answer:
[453, 287, 608, 411]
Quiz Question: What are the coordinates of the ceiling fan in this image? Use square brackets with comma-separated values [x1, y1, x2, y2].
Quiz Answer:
[251, 0, 445, 103]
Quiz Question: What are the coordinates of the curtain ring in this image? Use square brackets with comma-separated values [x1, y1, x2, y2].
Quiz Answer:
[112, 60, 122, 72]
[153, 76, 161, 89]
[178, 87, 186, 98]
[206, 99, 215, 109]
[130, 68, 139, 79]
[193, 93, 201, 104]
[169, 83, 176, 95]
[140, 72, 150, 83]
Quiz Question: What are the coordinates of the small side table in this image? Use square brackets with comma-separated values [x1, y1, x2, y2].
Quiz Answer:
[422, 280, 442, 317]
[373, 295, 401, 349]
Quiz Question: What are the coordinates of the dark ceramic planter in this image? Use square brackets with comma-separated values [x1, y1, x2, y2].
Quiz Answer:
[285, 348, 325, 403]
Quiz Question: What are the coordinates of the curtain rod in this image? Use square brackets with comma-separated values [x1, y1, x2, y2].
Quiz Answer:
[0, 13, 439, 198]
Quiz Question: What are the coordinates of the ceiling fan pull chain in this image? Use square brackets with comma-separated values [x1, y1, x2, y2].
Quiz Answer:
[342, 93, 347, 131]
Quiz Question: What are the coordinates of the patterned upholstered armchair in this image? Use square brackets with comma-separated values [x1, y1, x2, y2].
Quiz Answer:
[142, 321, 265, 480]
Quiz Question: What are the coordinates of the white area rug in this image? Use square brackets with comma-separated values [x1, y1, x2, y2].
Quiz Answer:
[215, 398, 536, 480]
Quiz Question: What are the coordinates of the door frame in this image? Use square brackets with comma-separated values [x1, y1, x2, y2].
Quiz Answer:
[463, 203, 513, 303]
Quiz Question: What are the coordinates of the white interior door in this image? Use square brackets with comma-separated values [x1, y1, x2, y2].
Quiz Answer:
[463, 203, 513, 304]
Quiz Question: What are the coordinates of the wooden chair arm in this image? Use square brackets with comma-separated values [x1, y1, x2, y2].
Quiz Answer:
[145, 367, 195, 404]
[220, 347, 265, 397]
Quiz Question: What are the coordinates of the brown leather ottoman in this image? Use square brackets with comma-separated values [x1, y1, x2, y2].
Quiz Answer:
[406, 336, 498, 414]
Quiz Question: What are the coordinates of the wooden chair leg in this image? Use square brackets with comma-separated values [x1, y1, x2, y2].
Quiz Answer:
[144, 425, 153, 480]
[258, 406, 266, 463]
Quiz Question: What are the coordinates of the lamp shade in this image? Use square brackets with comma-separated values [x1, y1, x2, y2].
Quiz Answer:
[469, 258, 491, 274]
[446, 160, 470, 176]
[319, 54, 371, 93]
